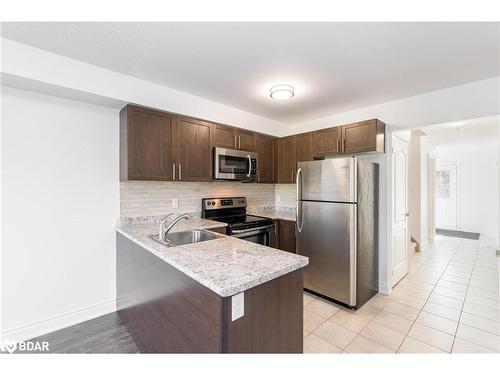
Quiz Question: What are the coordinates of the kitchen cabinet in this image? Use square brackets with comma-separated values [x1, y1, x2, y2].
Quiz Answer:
[117, 234, 303, 353]
[213, 124, 255, 152]
[254, 134, 275, 183]
[237, 129, 256, 152]
[312, 126, 342, 157]
[120, 105, 175, 181]
[213, 124, 236, 149]
[341, 119, 385, 154]
[295, 132, 314, 164]
[277, 136, 297, 183]
[277, 219, 297, 254]
[174, 117, 213, 182]
[270, 220, 279, 248]
[120, 103, 384, 184]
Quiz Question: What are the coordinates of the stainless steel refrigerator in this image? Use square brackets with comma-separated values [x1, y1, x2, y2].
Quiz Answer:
[296, 157, 379, 309]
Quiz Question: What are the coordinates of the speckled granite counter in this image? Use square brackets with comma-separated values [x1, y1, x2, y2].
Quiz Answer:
[116, 218, 308, 297]
[248, 207, 297, 222]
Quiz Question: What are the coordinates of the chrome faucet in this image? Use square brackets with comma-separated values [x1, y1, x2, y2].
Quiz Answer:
[159, 213, 192, 242]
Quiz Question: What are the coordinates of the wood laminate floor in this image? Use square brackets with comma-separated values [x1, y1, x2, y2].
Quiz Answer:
[31, 312, 138, 353]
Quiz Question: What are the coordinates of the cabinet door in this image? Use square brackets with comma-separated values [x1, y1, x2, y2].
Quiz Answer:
[342, 119, 383, 154]
[278, 220, 296, 254]
[237, 130, 256, 152]
[295, 133, 313, 164]
[270, 220, 279, 248]
[312, 127, 341, 157]
[277, 136, 296, 183]
[255, 134, 275, 183]
[123, 106, 175, 181]
[213, 124, 237, 149]
[175, 117, 213, 181]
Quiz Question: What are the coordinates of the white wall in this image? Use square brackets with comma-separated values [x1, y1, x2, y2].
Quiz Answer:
[1, 38, 287, 137]
[434, 147, 498, 237]
[1, 87, 119, 342]
[408, 131, 423, 244]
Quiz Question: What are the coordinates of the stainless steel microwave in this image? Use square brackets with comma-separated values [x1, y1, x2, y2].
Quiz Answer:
[213, 147, 258, 181]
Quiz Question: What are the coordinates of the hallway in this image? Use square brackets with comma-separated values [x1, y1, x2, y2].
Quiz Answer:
[304, 235, 500, 353]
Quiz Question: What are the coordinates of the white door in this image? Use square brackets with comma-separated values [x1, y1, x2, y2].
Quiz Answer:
[392, 135, 410, 286]
[436, 164, 458, 230]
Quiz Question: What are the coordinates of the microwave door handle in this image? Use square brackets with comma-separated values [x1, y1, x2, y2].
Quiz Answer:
[246, 154, 252, 178]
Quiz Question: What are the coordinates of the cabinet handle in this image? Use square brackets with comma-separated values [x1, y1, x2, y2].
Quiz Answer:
[343, 138, 346, 153]
[178, 164, 182, 180]
[239, 135, 241, 149]
[337, 139, 340, 153]
[234, 135, 237, 149]
[173, 163, 176, 180]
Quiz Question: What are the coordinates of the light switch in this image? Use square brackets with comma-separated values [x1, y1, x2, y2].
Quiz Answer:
[171, 198, 179, 208]
[231, 292, 244, 321]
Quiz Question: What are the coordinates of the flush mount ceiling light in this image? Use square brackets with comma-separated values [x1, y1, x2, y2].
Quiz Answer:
[270, 84, 294, 101]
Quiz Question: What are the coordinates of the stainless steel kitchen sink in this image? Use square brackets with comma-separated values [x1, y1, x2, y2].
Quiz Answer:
[149, 229, 222, 247]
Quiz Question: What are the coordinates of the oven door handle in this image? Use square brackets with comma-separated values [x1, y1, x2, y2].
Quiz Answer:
[231, 224, 273, 235]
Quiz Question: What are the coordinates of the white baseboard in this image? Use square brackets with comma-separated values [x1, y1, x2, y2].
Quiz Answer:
[378, 281, 391, 295]
[1, 299, 117, 343]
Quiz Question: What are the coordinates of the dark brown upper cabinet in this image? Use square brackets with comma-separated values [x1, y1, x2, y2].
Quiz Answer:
[174, 117, 213, 182]
[341, 119, 385, 154]
[254, 134, 275, 183]
[237, 129, 256, 152]
[277, 136, 297, 183]
[120, 105, 175, 181]
[295, 133, 314, 164]
[312, 127, 342, 157]
[213, 124, 236, 149]
[213, 123, 255, 152]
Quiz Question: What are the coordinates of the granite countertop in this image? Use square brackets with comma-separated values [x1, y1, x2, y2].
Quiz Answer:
[116, 218, 308, 297]
[248, 207, 297, 222]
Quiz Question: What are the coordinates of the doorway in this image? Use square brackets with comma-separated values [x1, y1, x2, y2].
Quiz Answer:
[435, 164, 458, 230]
[391, 134, 410, 286]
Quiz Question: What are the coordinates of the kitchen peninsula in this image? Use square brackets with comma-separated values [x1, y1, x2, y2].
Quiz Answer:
[116, 217, 308, 353]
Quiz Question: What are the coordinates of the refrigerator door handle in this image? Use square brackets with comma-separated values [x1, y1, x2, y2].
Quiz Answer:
[348, 204, 357, 306]
[296, 168, 304, 232]
[296, 167, 303, 200]
[297, 201, 304, 233]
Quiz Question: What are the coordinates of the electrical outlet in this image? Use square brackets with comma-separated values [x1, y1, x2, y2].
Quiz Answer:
[171, 198, 179, 208]
[276, 195, 281, 202]
[231, 292, 244, 321]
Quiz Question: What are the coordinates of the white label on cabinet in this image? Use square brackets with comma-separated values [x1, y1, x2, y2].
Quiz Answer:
[231, 292, 244, 321]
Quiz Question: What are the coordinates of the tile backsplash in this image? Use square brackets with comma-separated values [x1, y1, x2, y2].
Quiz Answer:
[121, 181, 278, 217]
[274, 184, 296, 208]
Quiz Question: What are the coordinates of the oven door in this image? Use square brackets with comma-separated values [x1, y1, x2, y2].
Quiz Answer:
[214, 147, 258, 181]
[231, 224, 273, 246]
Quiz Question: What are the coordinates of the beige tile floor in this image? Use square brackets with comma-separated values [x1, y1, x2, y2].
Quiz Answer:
[303, 235, 500, 353]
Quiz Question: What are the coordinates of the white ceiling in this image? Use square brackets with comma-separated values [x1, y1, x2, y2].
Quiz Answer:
[2, 22, 500, 124]
[421, 117, 499, 152]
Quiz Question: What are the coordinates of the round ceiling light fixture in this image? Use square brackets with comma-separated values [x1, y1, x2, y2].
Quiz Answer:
[270, 84, 294, 101]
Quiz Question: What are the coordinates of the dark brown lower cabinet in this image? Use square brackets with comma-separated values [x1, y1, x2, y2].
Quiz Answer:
[278, 220, 297, 253]
[271, 219, 297, 253]
[117, 233, 303, 353]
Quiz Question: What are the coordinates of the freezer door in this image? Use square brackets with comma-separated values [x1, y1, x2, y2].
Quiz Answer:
[297, 158, 356, 203]
[297, 200, 356, 306]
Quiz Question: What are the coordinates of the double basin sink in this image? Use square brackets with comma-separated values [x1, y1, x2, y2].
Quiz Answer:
[149, 229, 223, 247]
